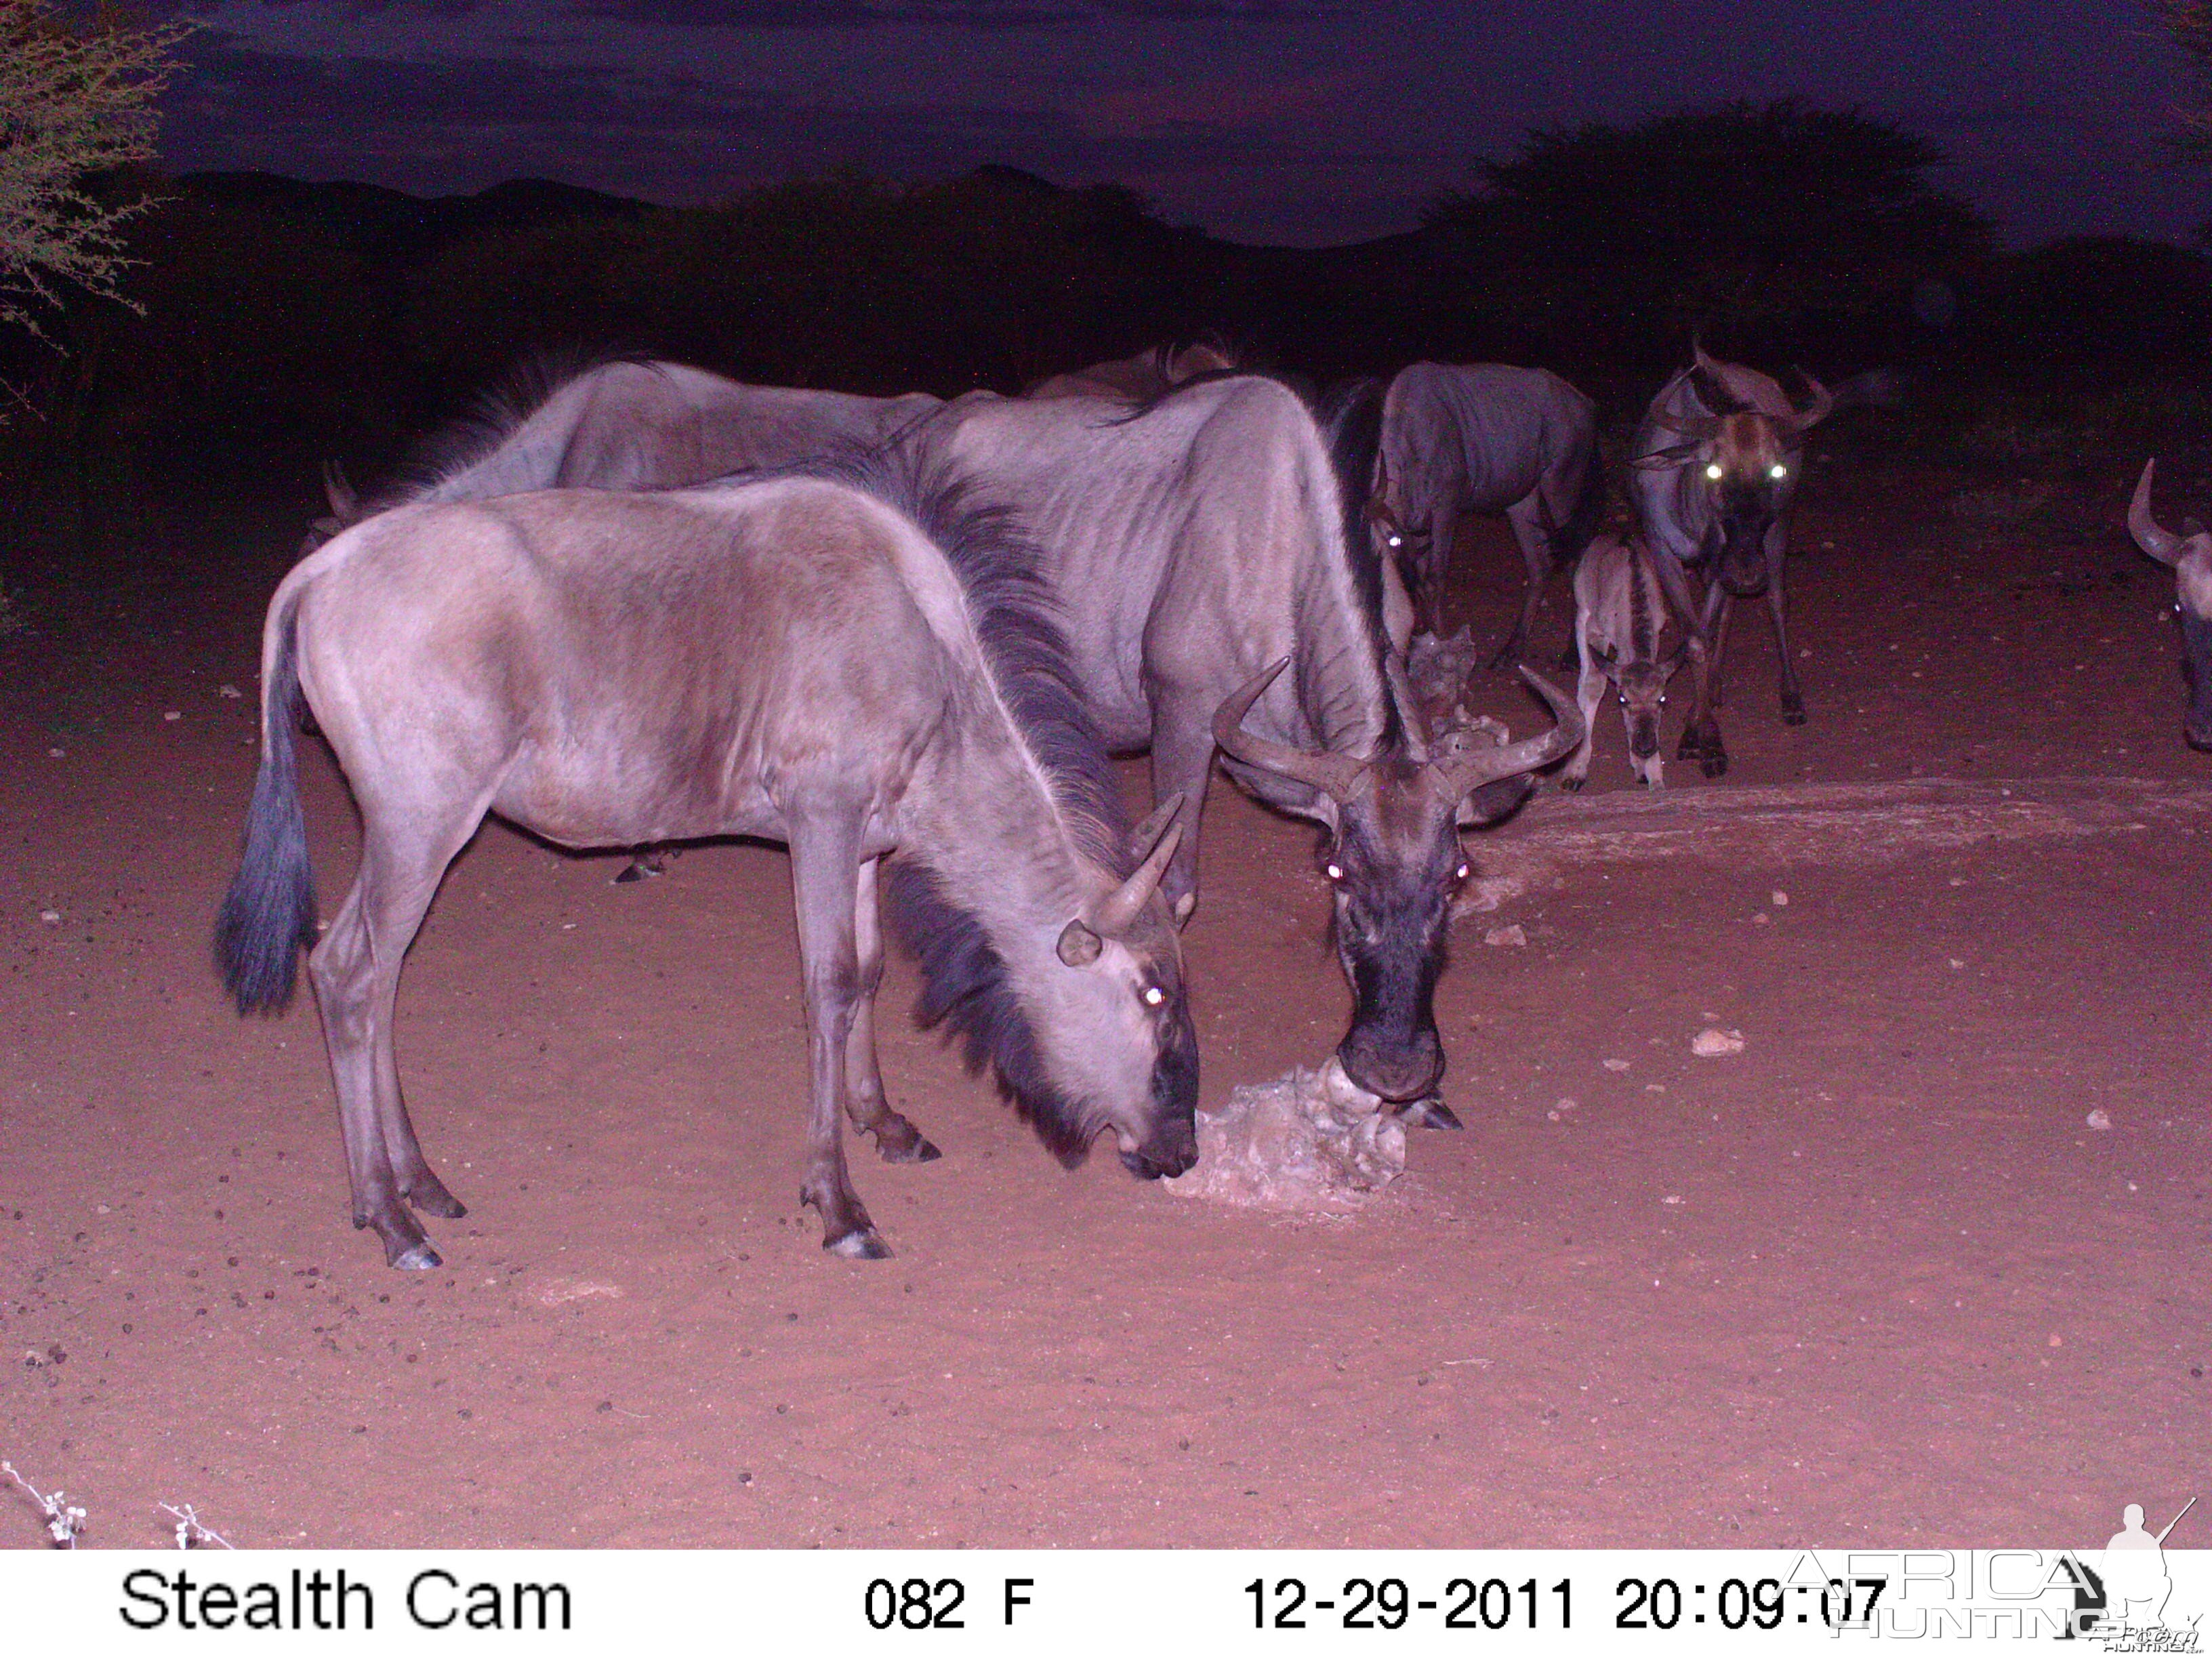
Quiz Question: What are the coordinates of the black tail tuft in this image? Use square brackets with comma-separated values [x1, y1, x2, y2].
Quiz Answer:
[216, 606, 319, 1014]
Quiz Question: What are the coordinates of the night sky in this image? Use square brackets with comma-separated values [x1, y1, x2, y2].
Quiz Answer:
[161, 1, 2204, 247]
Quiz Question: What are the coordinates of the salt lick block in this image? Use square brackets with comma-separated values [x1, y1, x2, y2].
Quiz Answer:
[1164, 1057, 1408, 1212]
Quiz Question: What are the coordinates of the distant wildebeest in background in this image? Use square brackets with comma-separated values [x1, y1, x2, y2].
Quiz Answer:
[2127, 459, 2212, 752]
[1629, 344, 1834, 777]
[1023, 338, 1238, 401]
[303, 357, 945, 881]
[1561, 534, 1690, 792]
[1366, 363, 1605, 665]
[916, 373, 1581, 1109]
[218, 458, 1198, 1269]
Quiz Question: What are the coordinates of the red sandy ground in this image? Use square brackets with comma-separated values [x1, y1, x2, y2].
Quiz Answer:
[1, 459, 2205, 1549]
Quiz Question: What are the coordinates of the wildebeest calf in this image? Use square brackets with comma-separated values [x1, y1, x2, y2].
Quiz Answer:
[1563, 534, 1688, 792]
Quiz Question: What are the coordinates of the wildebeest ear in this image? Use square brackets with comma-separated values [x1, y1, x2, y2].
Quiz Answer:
[1172, 891, 1197, 929]
[1057, 919, 1103, 966]
[1127, 794, 1184, 865]
[1631, 442, 1702, 471]
[322, 459, 358, 523]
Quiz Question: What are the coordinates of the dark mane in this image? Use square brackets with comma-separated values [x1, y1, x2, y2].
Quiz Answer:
[1314, 375, 1403, 748]
[790, 445, 1128, 1166]
[373, 348, 657, 513]
[880, 865, 1099, 1166]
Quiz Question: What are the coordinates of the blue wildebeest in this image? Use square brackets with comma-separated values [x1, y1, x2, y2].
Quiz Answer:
[914, 374, 1582, 1109]
[306, 358, 941, 548]
[306, 358, 944, 881]
[1561, 534, 1689, 792]
[1024, 340, 1237, 402]
[1629, 345, 1835, 777]
[217, 459, 1198, 1269]
[1365, 363, 1605, 665]
[2127, 459, 2212, 751]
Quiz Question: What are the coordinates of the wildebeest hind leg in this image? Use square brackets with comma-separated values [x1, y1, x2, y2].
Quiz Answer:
[311, 804, 481, 1269]
[788, 813, 890, 1259]
[842, 855, 939, 1164]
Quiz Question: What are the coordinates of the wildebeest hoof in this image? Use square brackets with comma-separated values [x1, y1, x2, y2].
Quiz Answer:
[613, 856, 660, 884]
[825, 1227, 893, 1261]
[1781, 699, 1807, 726]
[1676, 729, 1704, 761]
[876, 1131, 941, 1165]
[1701, 750, 1728, 779]
[389, 1240, 443, 1271]
[405, 1179, 468, 1219]
[1559, 775, 1588, 794]
[1398, 1097, 1463, 1131]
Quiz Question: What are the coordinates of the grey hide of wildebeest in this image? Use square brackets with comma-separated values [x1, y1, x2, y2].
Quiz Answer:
[1628, 344, 1835, 778]
[1562, 534, 1690, 792]
[1023, 340, 1237, 401]
[910, 374, 1583, 1109]
[2127, 458, 2212, 752]
[303, 357, 945, 881]
[217, 458, 1200, 1271]
[1367, 362, 1604, 666]
[305, 358, 943, 550]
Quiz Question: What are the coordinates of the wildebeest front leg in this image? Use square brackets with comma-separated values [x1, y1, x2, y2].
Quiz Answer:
[1560, 635, 1603, 792]
[1765, 535, 1805, 724]
[842, 855, 939, 1164]
[787, 816, 890, 1259]
[1677, 580, 1729, 777]
[1147, 692, 1214, 924]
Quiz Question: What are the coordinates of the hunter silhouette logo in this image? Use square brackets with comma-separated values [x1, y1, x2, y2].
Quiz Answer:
[2072, 1497, 2200, 1647]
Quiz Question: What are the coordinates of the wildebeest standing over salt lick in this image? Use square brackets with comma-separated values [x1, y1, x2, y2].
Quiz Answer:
[1629, 344, 1834, 777]
[1366, 363, 1605, 664]
[916, 375, 1583, 1107]
[1562, 534, 1690, 792]
[217, 459, 1199, 1269]
[2126, 459, 2212, 752]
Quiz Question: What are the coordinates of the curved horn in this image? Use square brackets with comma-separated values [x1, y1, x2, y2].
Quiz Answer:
[1092, 819, 1181, 938]
[1790, 367, 1835, 430]
[1385, 653, 1431, 760]
[1649, 410, 1720, 441]
[1212, 659, 1370, 801]
[2129, 459, 2186, 567]
[322, 459, 359, 525]
[1429, 668, 1584, 800]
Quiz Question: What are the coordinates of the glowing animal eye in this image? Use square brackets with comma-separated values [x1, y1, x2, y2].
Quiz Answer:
[1385, 533, 1403, 548]
[1142, 985, 1165, 1008]
[1454, 864, 1469, 880]
[1769, 464, 1788, 480]
[1704, 464, 1723, 480]
[1325, 863, 1344, 880]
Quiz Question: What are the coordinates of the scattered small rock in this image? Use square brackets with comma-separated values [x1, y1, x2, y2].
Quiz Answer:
[218, 684, 243, 699]
[163, 711, 180, 722]
[2085, 1109, 2113, 1132]
[1770, 890, 1789, 907]
[534, 1277, 623, 1307]
[1752, 912, 1770, 925]
[1661, 1195, 1683, 1206]
[1601, 1059, 1629, 1073]
[1483, 924, 1526, 948]
[46, 748, 63, 759]
[38, 910, 60, 925]
[1692, 1027, 1746, 1058]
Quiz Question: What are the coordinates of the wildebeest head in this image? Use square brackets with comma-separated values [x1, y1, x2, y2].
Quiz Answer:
[1637, 349, 1832, 594]
[1031, 798, 1200, 1179]
[1213, 660, 1582, 1103]
[2127, 459, 2212, 752]
[298, 461, 362, 558]
[1592, 638, 1690, 775]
